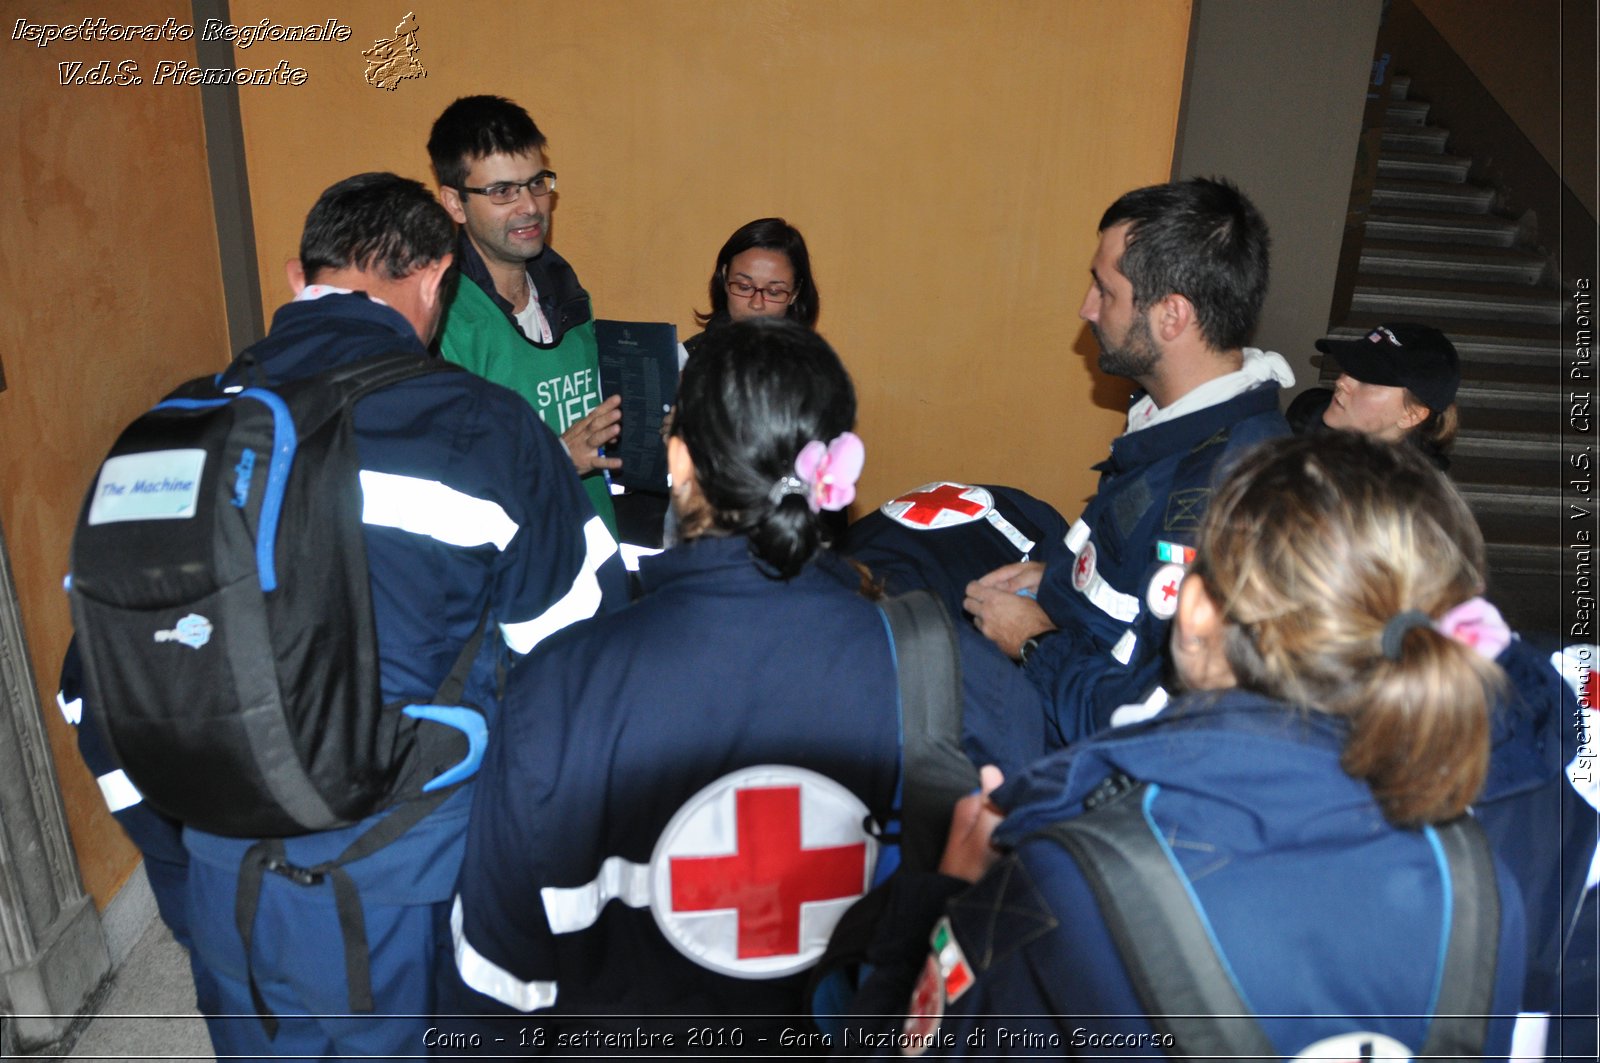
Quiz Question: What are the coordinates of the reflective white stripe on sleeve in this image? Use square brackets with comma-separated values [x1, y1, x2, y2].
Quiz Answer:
[1064, 518, 1091, 554]
[359, 471, 520, 550]
[97, 769, 142, 813]
[984, 508, 1035, 559]
[450, 895, 557, 1012]
[1064, 521, 1141, 624]
[57, 690, 83, 726]
[1110, 629, 1138, 665]
[1108, 686, 1169, 730]
[618, 542, 662, 573]
[500, 517, 619, 653]
[541, 855, 651, 934]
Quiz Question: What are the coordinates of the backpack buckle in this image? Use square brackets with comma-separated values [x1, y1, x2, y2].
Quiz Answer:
[264, 857, 325, 887]
[1083, 771, 1137, 812]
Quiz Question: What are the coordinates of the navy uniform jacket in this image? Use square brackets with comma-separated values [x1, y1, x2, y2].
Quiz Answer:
[183, 291, 627, 890]
[1474, 638, 1597, 1049]
[854, 690, 1527, 1058]
[841, 483, 1070, 624]
[57, 641, 193, 947]
[171, 292, 627, 1026]
[1028, 385, 1288, 746]
[443, 534, 1048, 1040]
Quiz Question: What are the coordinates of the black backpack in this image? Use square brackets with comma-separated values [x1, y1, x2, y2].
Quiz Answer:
[67, 349, 486, 838]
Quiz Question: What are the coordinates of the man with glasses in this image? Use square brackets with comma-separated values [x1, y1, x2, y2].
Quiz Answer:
[429, 95, 620, 536]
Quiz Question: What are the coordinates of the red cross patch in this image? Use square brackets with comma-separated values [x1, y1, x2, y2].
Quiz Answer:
[1072, 541, 1098, 592]
[649, 765, 876, 979]
[881, 482, 993, 531]
[1146, 562, 1186, 620]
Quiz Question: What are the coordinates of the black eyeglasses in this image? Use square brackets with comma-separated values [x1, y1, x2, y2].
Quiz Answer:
[726, 277, 799, 304]
[455, 171, 557, 205]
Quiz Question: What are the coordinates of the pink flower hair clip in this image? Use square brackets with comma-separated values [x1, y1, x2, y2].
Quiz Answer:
[774, 431, 865, 513]
[1434, 597, 1512, 660]
[1382, 596, 1512, 662]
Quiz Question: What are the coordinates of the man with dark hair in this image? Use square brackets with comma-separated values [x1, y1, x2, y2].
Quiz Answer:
[172, 172, 626, 1058]
[428, 95, 621, 538]
[966, 177, 1292, 746]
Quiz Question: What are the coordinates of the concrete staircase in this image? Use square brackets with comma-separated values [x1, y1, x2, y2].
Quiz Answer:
[1323, 74, 1566, 637]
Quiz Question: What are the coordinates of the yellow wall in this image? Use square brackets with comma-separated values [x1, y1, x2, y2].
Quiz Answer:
[234, 0, 1191, 515]
[1, 0, 1190, 912]
[0, 1, 232, 907]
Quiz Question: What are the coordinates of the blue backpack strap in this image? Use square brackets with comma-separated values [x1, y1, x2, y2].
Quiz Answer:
[1420, 815, 1500, 1060]
[1037, 781, 1500, 1060]
[1038, 779, 1276, 1057]
[878, 590, 976, 874]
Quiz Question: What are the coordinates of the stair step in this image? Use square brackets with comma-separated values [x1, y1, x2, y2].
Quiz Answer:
[1462, 487, 1565, 531]
[1364, 209, 1520, 247]
[1484, 543, 1565, 637]
[1358, 240, 1548, 285]
[1383, 99, 1432, 127]
[1487, 541, 1564, 569]
[1324, 318, 1560, 369]
[1381, 125, 1451, 154]
[1458, 374, 1569, 403]
[1450, 455, 1564, 491]
[1388, 74, 1412, 101]
[1455, 404, 1568, 436]
[1370, 178, 1496, 215]
[1352, 282, 1562, 325]
[1453, 432, 1587, 463]
[1378, 151, 1472, 183]
[1316, 356, 1562, 393]
[1472, 499, 1566, 546]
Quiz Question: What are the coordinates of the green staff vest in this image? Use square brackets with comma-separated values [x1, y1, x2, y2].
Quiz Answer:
[439, 277, 619, 537]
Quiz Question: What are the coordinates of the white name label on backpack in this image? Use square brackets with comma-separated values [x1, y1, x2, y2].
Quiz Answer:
[87, 450, 207, 525]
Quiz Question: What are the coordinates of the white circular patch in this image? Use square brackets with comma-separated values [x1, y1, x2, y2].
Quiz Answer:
[1145, 563, 1186, 619]
[881, 482, 994, 531]
[1072, 541, 1098, 592]
[1288, 1032, 1412, 1062]
[649, 764, 877, 980]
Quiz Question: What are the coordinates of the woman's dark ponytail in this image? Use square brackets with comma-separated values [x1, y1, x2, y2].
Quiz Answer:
[671, 319, 857, 579]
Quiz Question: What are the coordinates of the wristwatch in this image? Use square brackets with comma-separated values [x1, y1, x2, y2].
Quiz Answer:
[1019, 634, 1045, 665]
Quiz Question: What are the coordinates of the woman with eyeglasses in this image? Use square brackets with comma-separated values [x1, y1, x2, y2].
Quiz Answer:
[621, 218, 823, 547]
[684, 217, 820, 359]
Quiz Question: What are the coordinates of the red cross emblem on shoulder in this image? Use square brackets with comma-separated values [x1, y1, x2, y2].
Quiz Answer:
[882, 482, 993, 530]
[649, 765, 877, 978]
[1146, 562, 1186, 620]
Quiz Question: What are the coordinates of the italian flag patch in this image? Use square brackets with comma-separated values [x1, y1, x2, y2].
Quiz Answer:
[931, 916, 975, 1003]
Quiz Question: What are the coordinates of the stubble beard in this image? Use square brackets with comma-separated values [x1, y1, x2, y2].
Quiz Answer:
[1094, 313, 1160, 380]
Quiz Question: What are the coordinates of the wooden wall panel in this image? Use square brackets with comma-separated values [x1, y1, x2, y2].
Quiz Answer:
[233, 0, 1191, 516]
[0, 1, 232, 907]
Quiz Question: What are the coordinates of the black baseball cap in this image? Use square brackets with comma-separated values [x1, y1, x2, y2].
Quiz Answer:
[1315, 324, 1460, 411]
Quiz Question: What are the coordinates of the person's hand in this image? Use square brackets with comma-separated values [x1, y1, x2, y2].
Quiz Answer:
[977, 561, 1044, 594]
[563, 395, 623, 475]
[938, 765, 1006, 883]
[964, 579, 1055, 658]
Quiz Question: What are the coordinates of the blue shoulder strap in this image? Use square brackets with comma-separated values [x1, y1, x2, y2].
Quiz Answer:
[877, 590, 976, 874]
[1036, 781, 1499, 1060]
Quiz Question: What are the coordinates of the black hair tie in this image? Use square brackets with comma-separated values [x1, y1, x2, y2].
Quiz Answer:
[1381, 610, 1432, 661]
